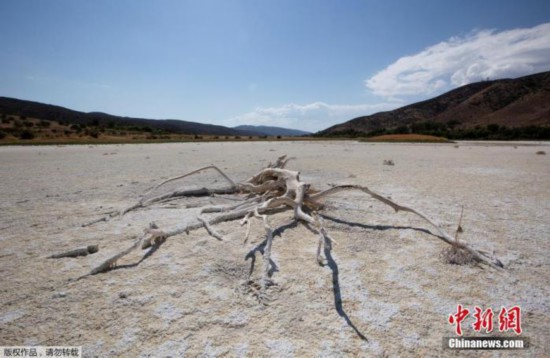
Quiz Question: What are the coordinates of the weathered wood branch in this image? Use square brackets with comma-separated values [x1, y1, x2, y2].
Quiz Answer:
[79, 154, 503, 283]
[309, 185, 502, 268]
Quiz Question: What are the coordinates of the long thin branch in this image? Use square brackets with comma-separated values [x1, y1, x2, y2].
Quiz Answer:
[198, 216, 223, 240]
[85, 203, 293, 277]
[143, 165, 236, 196]
[310, 185, 502, 269]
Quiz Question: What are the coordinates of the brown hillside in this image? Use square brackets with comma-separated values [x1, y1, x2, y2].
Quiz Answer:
[320, 71, 550, 135]
[0, 97, 261, 137]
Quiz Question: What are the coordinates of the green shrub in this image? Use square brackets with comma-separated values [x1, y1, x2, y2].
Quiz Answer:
[70, 124, 82, 133]
[85, 129, 100, 138]
[19, 130, 35, 140]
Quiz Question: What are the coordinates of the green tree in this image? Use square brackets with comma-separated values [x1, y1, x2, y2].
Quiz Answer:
[19, 130, 35, 140]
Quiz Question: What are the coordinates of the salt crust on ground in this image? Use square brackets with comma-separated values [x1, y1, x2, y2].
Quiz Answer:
[0, 141, 548, 357]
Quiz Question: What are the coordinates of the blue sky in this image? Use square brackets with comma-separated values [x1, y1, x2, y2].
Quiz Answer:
[1, 0, 549, 132]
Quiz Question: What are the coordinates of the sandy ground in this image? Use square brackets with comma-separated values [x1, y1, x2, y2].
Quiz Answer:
[0, 141, 549, 357]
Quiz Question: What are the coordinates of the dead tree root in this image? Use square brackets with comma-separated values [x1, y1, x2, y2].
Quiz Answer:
[79, 155, 504, 289]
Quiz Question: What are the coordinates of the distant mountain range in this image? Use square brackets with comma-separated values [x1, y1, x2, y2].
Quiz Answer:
[233, 125, 310, 137]
[0, 97, 306, 137]
[318, 71, 550, 137]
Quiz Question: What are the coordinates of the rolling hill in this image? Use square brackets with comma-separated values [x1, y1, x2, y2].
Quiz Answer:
[0, 97, 257, 136]
[318, 71, 550, 139]
[233, 125, 310, 137]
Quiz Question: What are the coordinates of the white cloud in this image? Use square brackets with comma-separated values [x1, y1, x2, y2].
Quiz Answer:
[365, 22, 550, 99]
[226, 101, 399, 132]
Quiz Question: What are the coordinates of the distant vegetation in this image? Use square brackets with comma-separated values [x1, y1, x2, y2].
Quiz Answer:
[319, 71, 550, 140]
[3, 69, 550, 144]
[361, 133, 450, 143]
[0, 114, 169, 141]
[315, 121, 550, 140]
[0, 96, 263, 137]
[0, 96, 315, 144]
[0, 114, 314, 144]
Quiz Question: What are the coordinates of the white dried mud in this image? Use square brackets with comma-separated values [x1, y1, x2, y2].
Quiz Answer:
[0, 141, 548, 357]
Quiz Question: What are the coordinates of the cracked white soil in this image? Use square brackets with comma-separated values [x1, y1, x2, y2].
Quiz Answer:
[0, 141, 548, 357]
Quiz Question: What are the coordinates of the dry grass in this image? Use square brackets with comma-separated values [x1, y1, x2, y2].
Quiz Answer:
[362, 134, 451, 143]
[440, 245, 475, 265]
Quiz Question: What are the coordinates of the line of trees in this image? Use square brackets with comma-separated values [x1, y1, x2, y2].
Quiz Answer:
[315, 121, 550, 140]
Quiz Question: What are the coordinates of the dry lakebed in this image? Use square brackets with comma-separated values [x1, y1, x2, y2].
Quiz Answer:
[0, 140, 548, 357]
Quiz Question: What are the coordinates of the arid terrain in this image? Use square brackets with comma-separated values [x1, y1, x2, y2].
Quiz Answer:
[320, 71, 550, 138]
[0, 141, 548, 357]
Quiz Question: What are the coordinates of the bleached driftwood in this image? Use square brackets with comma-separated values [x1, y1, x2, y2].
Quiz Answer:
[79, 155, 503, 291]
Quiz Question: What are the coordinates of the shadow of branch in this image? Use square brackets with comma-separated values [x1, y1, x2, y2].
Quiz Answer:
[113, 239, 165, 271]
[320, 213, 437, 237]
[323, 236, 368, 341]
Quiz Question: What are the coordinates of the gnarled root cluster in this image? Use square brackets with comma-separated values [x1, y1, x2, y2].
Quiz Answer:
[79, 155, 503, 297]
